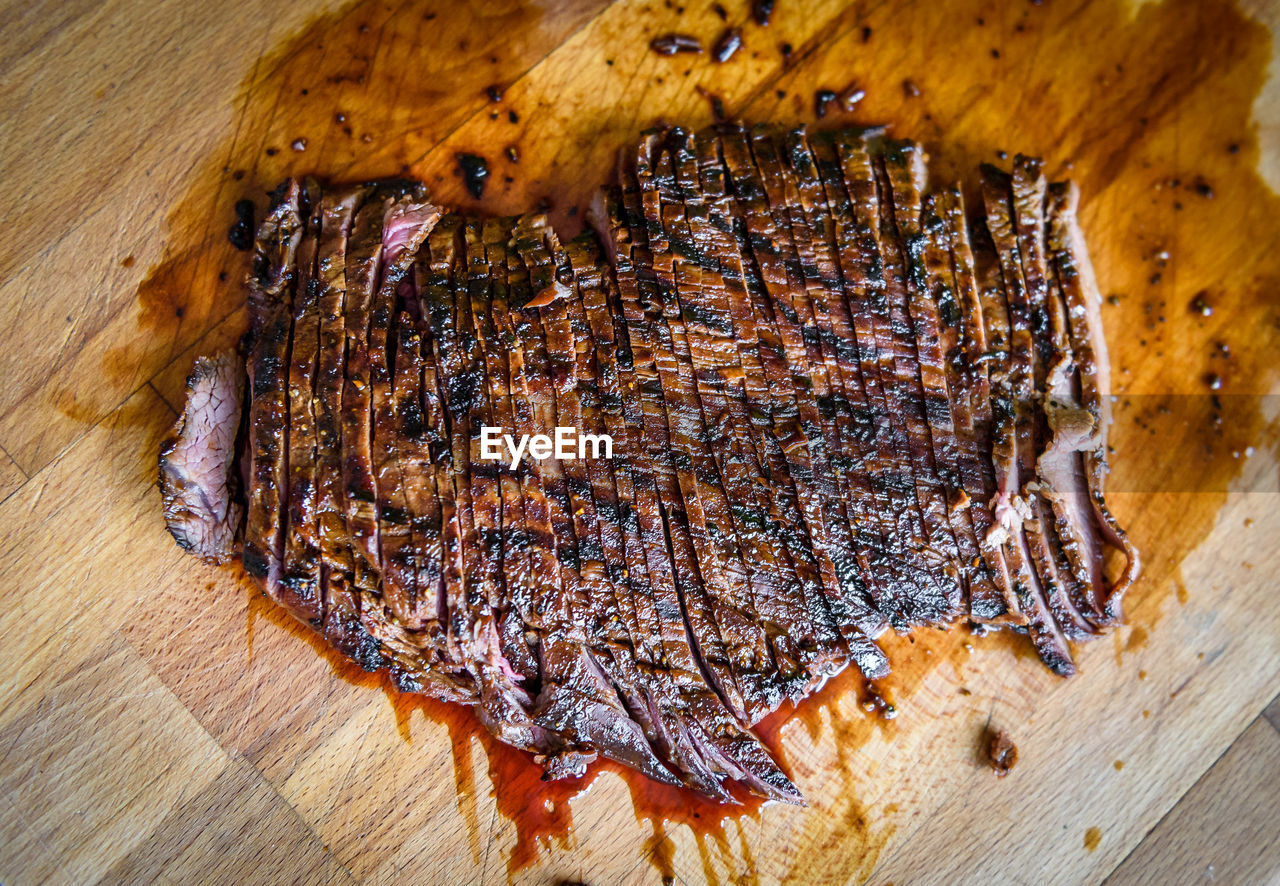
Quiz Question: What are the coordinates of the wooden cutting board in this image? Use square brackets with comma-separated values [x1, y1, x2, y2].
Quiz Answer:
[2, 0, 1278, 883]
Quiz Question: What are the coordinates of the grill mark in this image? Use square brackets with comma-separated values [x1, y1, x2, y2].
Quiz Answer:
[613, 169, 749, 722]
[870, 145, 967, 624]
[635, 134, 783, 718]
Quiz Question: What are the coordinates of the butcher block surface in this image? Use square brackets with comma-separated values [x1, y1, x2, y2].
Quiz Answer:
[2, 0, 1279, 883]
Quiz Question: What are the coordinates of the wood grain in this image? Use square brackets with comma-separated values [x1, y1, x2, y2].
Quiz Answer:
[0, 0, 1278, 883]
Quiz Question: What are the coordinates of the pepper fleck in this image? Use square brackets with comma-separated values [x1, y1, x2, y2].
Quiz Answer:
[650, 34, 703, 55]
[712, 27, 743, 63]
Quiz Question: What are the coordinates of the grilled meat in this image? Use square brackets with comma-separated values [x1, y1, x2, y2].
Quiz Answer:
[158, 353, 245, 563]
[160, 125, 1138, 803]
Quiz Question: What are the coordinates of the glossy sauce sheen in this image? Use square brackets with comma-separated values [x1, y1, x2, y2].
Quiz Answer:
[137, 0, 1279, 879]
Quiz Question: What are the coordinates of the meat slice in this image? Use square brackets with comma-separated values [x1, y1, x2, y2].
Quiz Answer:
[477, 218, 541, 685]
[786, 129, 910, 646]
[745, 128, 886, 640]
[982, 165, 1094, 645]
[308, 185, 376, 664]
[973, 177, 1075, 675]
[704, 131, 882, 677]
[609, 175, 749, 723]
[720, 128, 892, 670]
[660, 129, 821, 701]
[550, 227, 713, 791]
[881, 148, 998, 620]
[701, 128, 884, 676]
[629, 136, 783, 719]
[378, 310, 474, 702]
[590, 195, 805, 803]
[1009, 157, 1105, 629]
[510, 215, 681, 787]
[830, 134, 956, 626]
[778, 131, 893, 636]
[366, 190, 440, 637]
[573, 220, 738, 801]
[417, 218, 470, 671]
[159, 353, 245, 563]
[375, 291, 436, 631]
[871, 143, 967, 623]
[339, 188, 395, 600]
[243, 180, 306, 616]
[1045, 181, 1140, 623]
[932, 186, 1023, 626]
[446, 219, 547, 750]
[280, 181, 325, 623]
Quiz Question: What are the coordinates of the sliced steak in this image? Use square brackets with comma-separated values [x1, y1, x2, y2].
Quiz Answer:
[511, 215, 681, 786]
[243, 180, 306, 615]
[281, 180, 326, 624]
[1045, 181, 1140, 623]
[159, 352, 245, 563]
[165, 125, 1137, 804]
[932, 186, 1023, 626]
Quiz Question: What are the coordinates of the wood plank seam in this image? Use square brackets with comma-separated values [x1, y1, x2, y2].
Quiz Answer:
[1098, 713, 1267, 885]
[111, 626, 362, 884]
[334, 1, 621, 181]
[146, 380, 181, 418]
[1263, 687, 1280, 735]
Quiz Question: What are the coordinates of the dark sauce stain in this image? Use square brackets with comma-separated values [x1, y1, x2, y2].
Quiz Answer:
[130, 0, 1280, 879]
[455, 152, 490, 198]
[228, 199, 256, 250]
